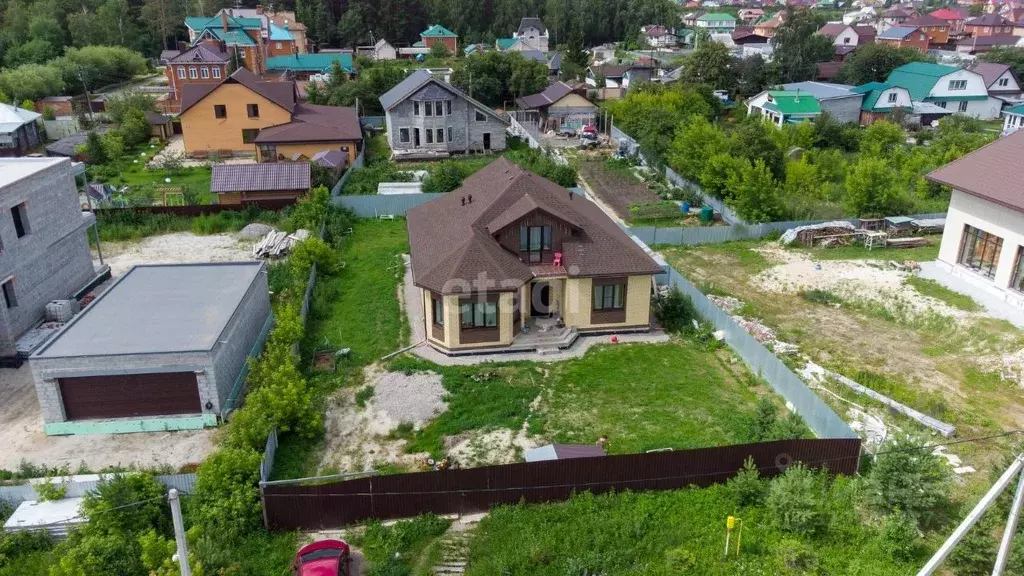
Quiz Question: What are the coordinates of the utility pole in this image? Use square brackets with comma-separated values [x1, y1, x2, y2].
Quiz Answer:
[75, 68, 94, 123]
[168, 489, 192, 576]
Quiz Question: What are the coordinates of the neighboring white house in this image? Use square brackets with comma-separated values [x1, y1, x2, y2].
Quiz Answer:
[642, 25, 680, 47]
[886, 62, 1003, 120]
[927, 130, 1024, 306]
[695, 13, 737, 33]
[373, 39, 397, 60]
[514, 17, 549, 52]
[1002, 103, 1024, 133]
[589, 43, 616, 64]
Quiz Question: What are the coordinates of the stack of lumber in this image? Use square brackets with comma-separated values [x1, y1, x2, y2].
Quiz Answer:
[252, 229, 311, 258]
[779, 221, 855, 245]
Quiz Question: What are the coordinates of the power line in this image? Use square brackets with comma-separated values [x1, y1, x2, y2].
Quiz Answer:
[10, 494, 168, 530]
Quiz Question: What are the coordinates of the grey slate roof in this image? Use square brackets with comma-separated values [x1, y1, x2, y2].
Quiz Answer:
[520, 50, 548, 64]
[211, 163, 311, 192]
[378, 70, 508, 123]
[168, 43, 229, 64]
[878, 26, 919, 39]
[518, 17, 546, 35]
[779, 81, 857, 100]
[34, 263, 265, 358]
[515, 81, 592, 110]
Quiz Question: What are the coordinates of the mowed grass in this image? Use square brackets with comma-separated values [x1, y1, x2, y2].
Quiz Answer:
[538, 341, 767, 453]
[388, 339, 780, 459]
[303, 219, 410, 366]
[795, 236, 940, 262]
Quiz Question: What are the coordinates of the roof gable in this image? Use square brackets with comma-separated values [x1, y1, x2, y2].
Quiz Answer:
[378, 70, 507, 124]
[926, 130, 1024, 212]
[180, 67, 296, 115]
[422, 24, 457, 37]
[885, 62, 964, 100]
[169, 43, 229, 64]
[518, 17, 546, 35]
[407, 158, 661, 294]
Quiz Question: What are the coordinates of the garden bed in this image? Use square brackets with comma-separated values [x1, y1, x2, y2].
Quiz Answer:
[579, 159, 661, 221]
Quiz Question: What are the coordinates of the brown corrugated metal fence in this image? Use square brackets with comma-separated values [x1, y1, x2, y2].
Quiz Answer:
[262, 438, 861, 530]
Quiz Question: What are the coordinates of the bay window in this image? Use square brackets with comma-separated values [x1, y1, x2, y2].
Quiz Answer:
[460, 301, 497, 328]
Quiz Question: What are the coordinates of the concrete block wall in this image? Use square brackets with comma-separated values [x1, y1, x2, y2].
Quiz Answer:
[821, 96, 864, 124]
[29, 351, 214, 424]
[209, 266, 272, 412]
[0, 159, 96, 356]
[386, 84, 508, 154]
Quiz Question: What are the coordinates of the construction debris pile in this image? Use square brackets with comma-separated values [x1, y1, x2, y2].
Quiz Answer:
[252, 229, 311, 259]
[707, 295, 798, 354]
[779, 221, 856, 246]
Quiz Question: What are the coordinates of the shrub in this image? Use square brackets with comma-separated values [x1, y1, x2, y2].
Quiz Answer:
[879, 511, 919, 561]
[865, 433, 950, 525]
[83, 131, 107, 164]
[192, 447, 264, 538]
[727, 456, 767, 507]
[82, 473, 169, 537]
[106, 90, 156, 124]
[35, 477, 68, 502]
[286, 185, 330, 231]
[766, 464, 828, 536]
[774, 538, 819, 574]
[118, 107, 151, 147]
[747, 397, 807, 442]
[664, 546, 697, 571]
[653, 286, 698, 333]
[421, 161, 465, 193]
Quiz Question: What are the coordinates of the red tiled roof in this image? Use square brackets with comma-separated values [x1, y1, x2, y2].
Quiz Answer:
[407, 158, 662, 295]
[930, 7, 967, 20]
[926, 130, 1024, 213]
[210, 163, 310, 193]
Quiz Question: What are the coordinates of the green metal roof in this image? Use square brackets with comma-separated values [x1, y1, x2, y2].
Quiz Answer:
[698, 12, 737, 21]
[269, 23, 294, 41]
[412, 40, 426, 47]
[203, 27, 257, 46]
[422, 24, 457, 37]
[885, 62, 962, 100]
[1005, 103, 1024, 115]
[185, 15, 262, 31]
[851, 81, 891, 94]
[495, 37, 517, 50]
[766, 91, 821, 115]
[266, 53, 354, 73]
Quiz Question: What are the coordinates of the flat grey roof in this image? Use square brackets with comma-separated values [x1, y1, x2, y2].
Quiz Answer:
[780, 81, 857, 101]
[34, 262, 264, 358]
[0, 157, 67, 190]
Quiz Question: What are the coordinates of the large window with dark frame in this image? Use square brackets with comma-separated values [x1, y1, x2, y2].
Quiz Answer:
[1011, 247, 1024, 293]
[593, 283, 624, 310]
[958, 224, 1003, 279]
[460, 301, 497, 328]
[432, 295, 444, 325]
[519, 225, 551, 263]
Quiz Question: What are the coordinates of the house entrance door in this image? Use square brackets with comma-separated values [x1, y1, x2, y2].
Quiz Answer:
[531, 282, 550, 316]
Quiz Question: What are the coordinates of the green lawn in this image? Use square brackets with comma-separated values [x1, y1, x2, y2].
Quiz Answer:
[302, 219, 410, 366]
[466, 483, 922, 576]
[388, 339, 789, 460]
[88, 143, 215, 205]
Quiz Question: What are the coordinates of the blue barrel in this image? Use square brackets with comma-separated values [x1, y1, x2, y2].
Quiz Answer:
[681, 202, 690, 214]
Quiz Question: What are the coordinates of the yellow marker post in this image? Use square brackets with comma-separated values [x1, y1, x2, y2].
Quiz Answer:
[724, 516, 735, 558]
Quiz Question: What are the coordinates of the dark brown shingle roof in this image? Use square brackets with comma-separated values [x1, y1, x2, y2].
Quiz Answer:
[211, 163, 310, 193]
[180, 67, 296, 115]
[926, 130, 1024, 212]
[254, 103, 362, 143]
[407, 158, 662, 295]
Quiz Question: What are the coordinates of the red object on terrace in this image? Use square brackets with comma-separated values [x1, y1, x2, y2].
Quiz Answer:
[583, 125, 598, 133]
[294, 539, 351, 576]
[553, 252, 562, 266]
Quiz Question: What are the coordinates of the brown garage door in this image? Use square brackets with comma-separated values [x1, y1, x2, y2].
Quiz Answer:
[58, 372, 201, 420]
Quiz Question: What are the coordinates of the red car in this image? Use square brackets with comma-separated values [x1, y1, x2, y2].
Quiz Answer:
[293, 540, 351, 576]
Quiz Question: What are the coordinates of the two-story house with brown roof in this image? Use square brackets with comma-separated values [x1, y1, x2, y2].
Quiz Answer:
[407, 158, 662, 354]
[179, 68, 362, 162]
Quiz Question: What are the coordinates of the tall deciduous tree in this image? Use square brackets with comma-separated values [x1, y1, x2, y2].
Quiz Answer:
[680, 39, 736, 91]
[771, 8, 834, 83]
[140, 0, 183, 51]
[836, 43, 932, 85]
[728, 158, 787, 223]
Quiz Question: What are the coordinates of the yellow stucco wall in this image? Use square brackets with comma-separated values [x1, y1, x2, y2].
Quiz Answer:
[443, 294, 461, 347]
[550, 93, 596, 110]
[499, 292, 514, 344]
[563, 277, 590, 327]
[564, 275, 652, 329]
[259, 141, 360, 163]
[180, 83, 292, 154]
